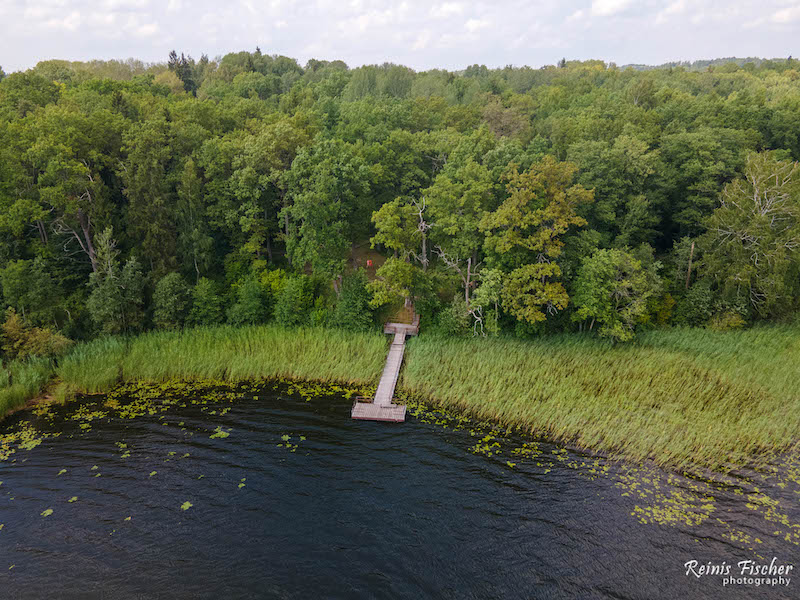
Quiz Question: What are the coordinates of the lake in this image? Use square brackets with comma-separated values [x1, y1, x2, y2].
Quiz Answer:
[0, 381, 797, 599]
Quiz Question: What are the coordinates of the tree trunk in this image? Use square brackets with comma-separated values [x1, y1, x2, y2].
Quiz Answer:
[77, 209, 98, 273]
[465, 257, 472, 305]
[685, 241, 695, 289]
[421, 233, 428, 271]
[281, 190, 291, 267]
[36, 220, 48, 245]
[266, 234, 273, 263]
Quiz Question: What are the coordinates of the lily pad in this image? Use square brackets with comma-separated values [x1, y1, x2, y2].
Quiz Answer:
[41, 509, 53, 518]
[210, 427, 230, 439]
[180, 501, 193, 511]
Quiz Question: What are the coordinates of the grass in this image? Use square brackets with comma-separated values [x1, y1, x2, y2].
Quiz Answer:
[57, 325, 387, 390]
[2, 322, 798, 472]
[0, 358, 54, 417]
[401, 325, 800, 471]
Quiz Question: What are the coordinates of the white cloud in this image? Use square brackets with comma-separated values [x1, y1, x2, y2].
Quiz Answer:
[101, 0, 151, 9]
[773, 5, 800, 22]
[567, 9, 585, 21]
[44, 11, 82, 31]
[134, 22, 159, 37]
[430, 2, 464, 18]
[656, 0, 688, 24]
[412, 30, 432, 50]
[591, 0, 635, 17]
[464, 17, 489, 33]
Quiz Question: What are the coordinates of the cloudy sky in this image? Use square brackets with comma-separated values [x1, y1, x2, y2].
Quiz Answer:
[1, 0, 798, 72]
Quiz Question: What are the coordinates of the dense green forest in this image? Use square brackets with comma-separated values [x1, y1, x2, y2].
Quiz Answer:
[1, 51, 800, 360]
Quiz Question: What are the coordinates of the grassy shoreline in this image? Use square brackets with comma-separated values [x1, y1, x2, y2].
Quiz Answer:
[1, 324, 798, 472]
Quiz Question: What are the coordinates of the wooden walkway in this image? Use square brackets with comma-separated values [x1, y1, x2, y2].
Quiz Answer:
[351, 314, 419, 422]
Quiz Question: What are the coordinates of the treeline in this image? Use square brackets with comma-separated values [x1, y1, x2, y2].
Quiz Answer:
[0, 51, 799, 357]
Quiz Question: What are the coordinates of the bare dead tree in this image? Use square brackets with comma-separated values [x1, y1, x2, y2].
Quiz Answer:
[469, 304, 486, 337]
[407, 197, 431, 271]
[433, 245, 481, 306]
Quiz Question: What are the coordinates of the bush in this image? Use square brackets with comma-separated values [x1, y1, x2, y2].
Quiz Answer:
[672, 280, 714, 327]
[334, 270, 374, 332]
[1, 309, 71, 361]
[274, 275, 313, 327]
[310, 296, 333, 327]
[435, 297, 472, 336]
[710, 311, 747, 331]
[227, 277, 269, 325]
[189, 278, 224, 326]
[260, 268, 288, 309]
[153, 272, 191, 329]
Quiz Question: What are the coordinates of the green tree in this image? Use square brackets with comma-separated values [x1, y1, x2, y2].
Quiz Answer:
[502, 263, 569, 325]
[177, 159, 213, 281]
[371, 197, 429, 265]
[426, 159, 493, 303]
[572, 248, 661, 342]
[701, 152, 800, 318]
[227, 277, 269, 325]
[482, 156, 593, 262]
[472, 267, 505, 334]
[120, 118, 177, 277]
[482, 156, 593, 324]
[0, 258, 60, 326]
[189, 278, 224, 326]
[274, 275, 313, 327]
[229, 118, 312, 261]
[153, 272, 191, 330]
[334, 269, 374, 332]
[367, 257, 420, 308]
[284, 139, 372, 291]
[86, 228, 146, 335]
[16, 103, 124, 272]
[568, 135, 661, 247]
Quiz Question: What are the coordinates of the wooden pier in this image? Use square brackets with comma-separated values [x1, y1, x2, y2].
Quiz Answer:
[351, 314, 419, 422]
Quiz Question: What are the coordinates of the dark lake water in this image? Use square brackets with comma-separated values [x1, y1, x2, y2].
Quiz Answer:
[0, 381, 797, 599]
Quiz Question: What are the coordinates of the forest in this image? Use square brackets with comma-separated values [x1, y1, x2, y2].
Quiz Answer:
[1, 51, 800, 362]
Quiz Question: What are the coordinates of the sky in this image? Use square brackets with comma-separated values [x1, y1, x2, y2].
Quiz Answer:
[0, 0, 798, 73]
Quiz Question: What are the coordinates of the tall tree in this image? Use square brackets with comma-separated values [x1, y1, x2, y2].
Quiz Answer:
[86, 227, 145, 335]
[284, 139, 371, 291]
[481, 156, 593, 324]
[120, 119, 177, 277]
[702, 152, 800, 317]
[176, 158, 213, 281]
[572, 248, 662, 341]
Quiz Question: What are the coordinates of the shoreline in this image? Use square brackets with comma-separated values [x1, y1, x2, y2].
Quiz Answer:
[1, 323, 798, 473]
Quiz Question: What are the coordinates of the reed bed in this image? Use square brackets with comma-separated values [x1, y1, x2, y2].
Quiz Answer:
[401, 326, 800, 471]
[57, 325, 387, 391]
[3, 322, 798, 471]
[0, 358, 54, 417]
